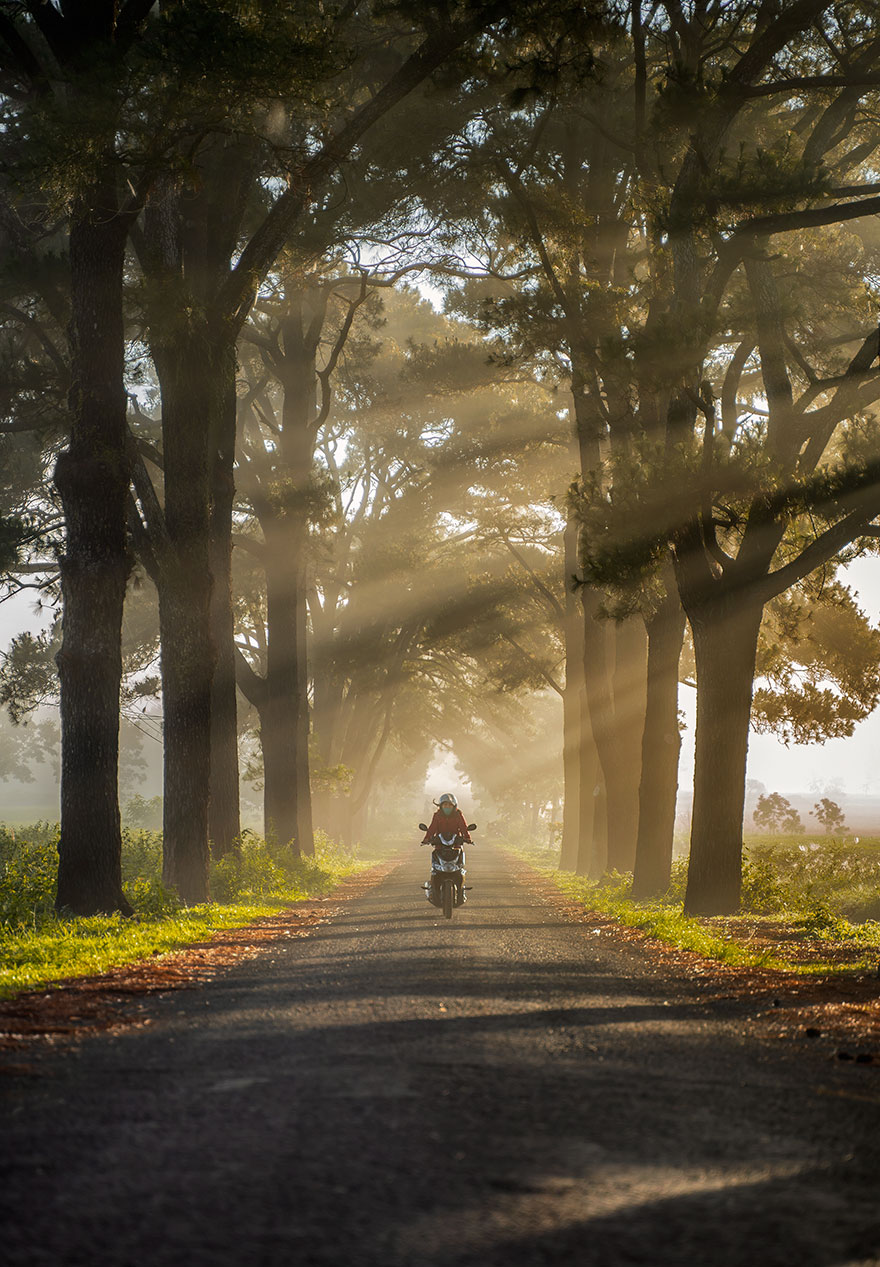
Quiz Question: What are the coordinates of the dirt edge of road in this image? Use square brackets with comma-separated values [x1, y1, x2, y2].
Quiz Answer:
[510, 854, 880, 1059]
[0, 857, 403, 1061]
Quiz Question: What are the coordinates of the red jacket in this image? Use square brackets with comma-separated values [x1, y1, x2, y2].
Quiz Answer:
[423, 808, 471, 844]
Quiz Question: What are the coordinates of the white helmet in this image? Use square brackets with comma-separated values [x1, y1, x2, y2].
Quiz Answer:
[435, 792, 458, 808]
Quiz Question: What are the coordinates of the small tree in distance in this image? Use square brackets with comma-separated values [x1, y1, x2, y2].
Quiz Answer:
[811, 799, 848, 836]
[753, 793, 804, 835]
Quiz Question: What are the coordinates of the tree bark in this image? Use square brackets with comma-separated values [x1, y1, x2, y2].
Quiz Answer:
[54, 188, 133, 917]
[560, 681, 582, 870]
[575, 719, 601, 877]
[683, 598, 764, 915]
[582, 599, 647, 874]
[262, 521, 301, 851]
[631, 587, 685, 898]
[292, 540, 314, 855]
[155, 339, 217, 904]
[580, 760, 605, 878]
[207, 347, 240, 857]
[560, 521, 584, 870]
[610, 617, 648, 871]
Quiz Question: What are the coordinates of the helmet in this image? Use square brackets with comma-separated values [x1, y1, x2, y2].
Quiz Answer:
[435, 793, 457, 808]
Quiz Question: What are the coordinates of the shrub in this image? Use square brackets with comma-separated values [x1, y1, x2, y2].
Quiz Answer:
[739, 853, 796, 913]
[795, 898, 853, 941]
[210, 834, 289, 902]
[120, 829, 164, 887]
[123, 876, 180, 917]
[0, 826, 58, 926]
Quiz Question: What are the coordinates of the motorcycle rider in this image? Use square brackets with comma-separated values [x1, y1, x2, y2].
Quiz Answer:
[422, 792, 472, 845]
[422, 793, 472, 905]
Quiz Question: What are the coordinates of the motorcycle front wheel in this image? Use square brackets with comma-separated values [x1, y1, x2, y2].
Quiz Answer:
[442, 881, 454, 920]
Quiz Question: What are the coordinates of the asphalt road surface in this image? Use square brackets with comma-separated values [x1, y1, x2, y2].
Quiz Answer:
[3, 845, 880, 1266]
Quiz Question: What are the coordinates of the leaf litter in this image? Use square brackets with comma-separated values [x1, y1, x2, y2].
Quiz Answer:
[516, 859, 880, 1062]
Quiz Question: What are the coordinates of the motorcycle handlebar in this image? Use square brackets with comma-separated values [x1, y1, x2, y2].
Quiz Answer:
[420, 837, 475, 845]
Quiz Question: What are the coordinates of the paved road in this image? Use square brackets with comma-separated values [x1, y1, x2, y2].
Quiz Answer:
[2, 846, 879, 1266]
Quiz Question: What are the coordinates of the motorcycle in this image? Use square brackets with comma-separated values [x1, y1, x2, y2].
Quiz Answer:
[419, 822, 477, 919]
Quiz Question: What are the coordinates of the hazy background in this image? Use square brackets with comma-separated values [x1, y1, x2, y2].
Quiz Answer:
[4, 556, 878, 829]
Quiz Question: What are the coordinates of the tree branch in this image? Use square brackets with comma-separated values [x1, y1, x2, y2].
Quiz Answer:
[234, 646, 268, 710]
[741, 72, 880, 98]
[314, 279, 367, 431]
[217, 6, 502, 339]
[501, 632, 563, 696]
[731, 193, 880, 240]
[760, 507, 880, 603]
[500, 534, 564, 619]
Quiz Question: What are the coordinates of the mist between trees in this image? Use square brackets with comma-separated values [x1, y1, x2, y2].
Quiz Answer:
[3, 1, 880, 918]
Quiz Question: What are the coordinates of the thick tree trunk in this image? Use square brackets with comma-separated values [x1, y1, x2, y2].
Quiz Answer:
[159, 578, 213, 902]
[258, 503, 314, 857]
[208, 348, 240, 857]
[560, 684, 582, 870]
[683, 599, 764, 915]
[582, 602, 647, 874]
[610, 618, 648, 871]
[155, 339, 217, 904]
[575, 724, 601, 877]
[262, 699, 296, 850]
[253, 313, 317, 856]
[631, 589, 685, 898]
[54, 193, 132, 917]
[262, 532, 300, 851]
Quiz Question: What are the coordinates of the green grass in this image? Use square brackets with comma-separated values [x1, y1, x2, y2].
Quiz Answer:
[0, 826, 367, 1000]
[511, 844, 880, 977]
[543, 867, 792, 971]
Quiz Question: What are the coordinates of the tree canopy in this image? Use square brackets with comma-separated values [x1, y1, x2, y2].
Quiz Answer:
[2, 0, 880, 916]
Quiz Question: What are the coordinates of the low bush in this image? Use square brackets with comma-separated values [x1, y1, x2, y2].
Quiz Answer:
[0, 826, 58, 926]
[545, 834, 880, 926]
[210, 828, 360, 903]
[0, 821, 361, 931]
[0, 822, 366, 998]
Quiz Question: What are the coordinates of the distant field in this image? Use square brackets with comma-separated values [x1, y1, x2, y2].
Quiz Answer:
[0, 809, 59, 828]
[744, 832, 880, 851]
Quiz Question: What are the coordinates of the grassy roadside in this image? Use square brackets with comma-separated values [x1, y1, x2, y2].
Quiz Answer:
[0, 829, 371, 1001]
[511, 846, 880, 977]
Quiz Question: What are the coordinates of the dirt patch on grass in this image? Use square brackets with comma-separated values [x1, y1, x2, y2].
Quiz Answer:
[0, 858, 400, 1058]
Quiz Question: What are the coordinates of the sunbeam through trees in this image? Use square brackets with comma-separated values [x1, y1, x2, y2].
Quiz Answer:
[3, 0, 880, 924]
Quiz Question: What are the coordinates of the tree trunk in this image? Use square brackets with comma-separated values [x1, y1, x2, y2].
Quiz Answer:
[610, 618, 648, 871]
[560, 683, 582, 870]
[54, 190, 132, 917]
[631, 589, 685, 898]
[683, 599, 764, 915]
[155, 339, 217, 904]
[293, 545, 314, 855]
[159, 578, 213, 903]
[592, 778, 608, 876]
[258, 502, 314, 857]
[208, 346, 240, 857]
[582, 601, 647, 874]
[260, 537, 296, 850]
[575, 729, 601, 877]
[560, 521, 584, 870]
